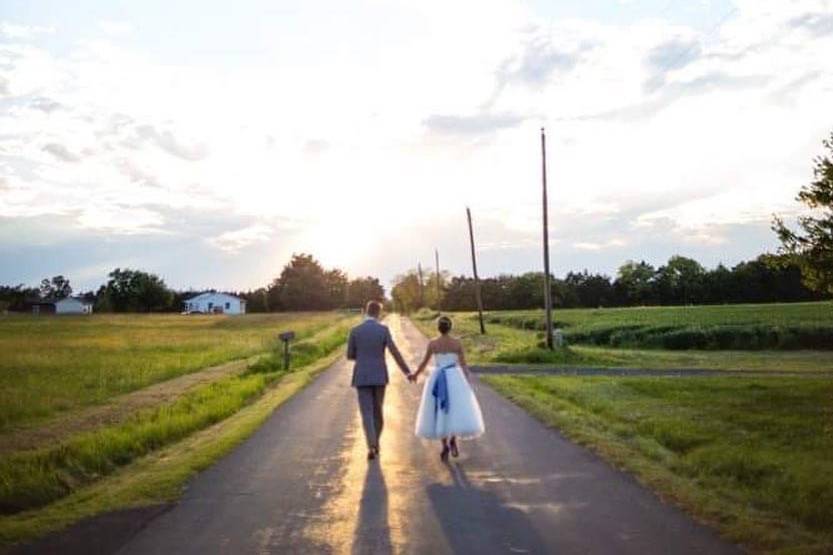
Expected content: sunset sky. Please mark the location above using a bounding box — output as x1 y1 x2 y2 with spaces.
1 0 832 292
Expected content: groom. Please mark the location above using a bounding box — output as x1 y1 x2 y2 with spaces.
347 300 414 460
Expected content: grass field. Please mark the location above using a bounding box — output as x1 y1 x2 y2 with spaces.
0 312 347 430
483 374 833 554
0 344 344 546
0 311 357 539
413 304 833 372
482 302 833 350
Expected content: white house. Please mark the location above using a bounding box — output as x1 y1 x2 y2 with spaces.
183 292 246 315
56 297 94 314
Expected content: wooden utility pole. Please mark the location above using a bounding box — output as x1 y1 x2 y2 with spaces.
434 248 441 311
466 207 486 334
417 262 425 309
541 127 554 350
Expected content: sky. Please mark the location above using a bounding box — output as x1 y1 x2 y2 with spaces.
1 0 832 293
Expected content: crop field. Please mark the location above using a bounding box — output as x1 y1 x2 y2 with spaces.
483 374 833 553
0 312 348 430
0 311 357 542
483 302 833 350
413 302 833 372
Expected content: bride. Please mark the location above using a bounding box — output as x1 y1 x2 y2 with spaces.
413 316 485 461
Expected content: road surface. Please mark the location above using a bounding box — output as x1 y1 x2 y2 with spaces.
54 315 743 554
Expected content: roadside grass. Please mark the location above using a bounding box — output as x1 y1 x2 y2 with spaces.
482 374 833 554
0 312 346 430
478 302 833 351
412 311 833 372
0 318 356 516
0 349 343 548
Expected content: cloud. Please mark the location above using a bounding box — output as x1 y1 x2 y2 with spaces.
0 75 8 96
29 96 63 113
207 224 273 253
133 125 208 161
497 35 587 88
644 37 702 91
42 143 82 162
114 158 161 188
98 21 133 36
574 238 627 251
76 205 166 234
789 12 833 36
422 112 526 136
0 22 55 40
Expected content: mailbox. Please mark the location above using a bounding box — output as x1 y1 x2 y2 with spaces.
279 331 295 370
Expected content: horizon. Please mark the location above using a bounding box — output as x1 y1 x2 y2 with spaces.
2 0 832 292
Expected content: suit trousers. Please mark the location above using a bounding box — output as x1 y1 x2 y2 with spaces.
356 385 386 449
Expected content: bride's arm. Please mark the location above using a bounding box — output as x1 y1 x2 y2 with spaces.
414 342 433 379
458 342 472 383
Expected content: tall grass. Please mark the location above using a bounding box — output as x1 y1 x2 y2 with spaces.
0 319 355 514
0 312 348 429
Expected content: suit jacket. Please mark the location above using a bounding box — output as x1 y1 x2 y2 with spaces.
347 318 409 387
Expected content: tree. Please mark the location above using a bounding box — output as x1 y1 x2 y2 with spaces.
0 284 40 311
346 277 385 309
773 132 833 295
614 261 656 305
654 256 705 305
273 254 331 311
565 271 615 308
240 288 270 312
325 269 348 308
391 270 424 313
39 275 72 299
99 268 173 312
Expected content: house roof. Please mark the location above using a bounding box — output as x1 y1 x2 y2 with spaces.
184 292 243 302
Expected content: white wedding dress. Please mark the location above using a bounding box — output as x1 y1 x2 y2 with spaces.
415 352 485 439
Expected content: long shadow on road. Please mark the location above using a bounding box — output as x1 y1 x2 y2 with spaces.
426 462 547 554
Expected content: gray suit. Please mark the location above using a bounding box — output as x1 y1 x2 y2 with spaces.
347 318 410 449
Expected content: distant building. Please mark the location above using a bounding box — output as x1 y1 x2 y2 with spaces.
183 292 246 315
29 297 94 315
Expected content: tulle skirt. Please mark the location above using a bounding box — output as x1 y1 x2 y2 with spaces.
415 365 485 440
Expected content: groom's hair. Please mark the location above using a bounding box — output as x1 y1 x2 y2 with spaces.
365 301 382 318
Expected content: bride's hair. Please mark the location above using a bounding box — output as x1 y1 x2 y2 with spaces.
437 316 452 335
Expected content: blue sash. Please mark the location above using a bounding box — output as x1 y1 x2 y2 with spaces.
432 364 456 417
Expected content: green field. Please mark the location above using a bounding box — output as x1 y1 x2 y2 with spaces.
0 312 346 430
413 303 833 372
483 375 833 554
483 302 833 350
0 311 356 541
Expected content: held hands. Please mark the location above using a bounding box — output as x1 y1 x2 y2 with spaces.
407 370 418 383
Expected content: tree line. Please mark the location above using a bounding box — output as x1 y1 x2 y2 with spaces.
391 254 828 313
0 253 384 313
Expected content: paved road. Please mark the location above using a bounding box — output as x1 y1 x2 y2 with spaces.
103 316 740 554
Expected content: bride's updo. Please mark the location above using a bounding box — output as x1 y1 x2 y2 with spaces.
437 316 452 335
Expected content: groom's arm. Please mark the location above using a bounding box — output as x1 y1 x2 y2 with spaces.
347 329 357 361
384 328 411 377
